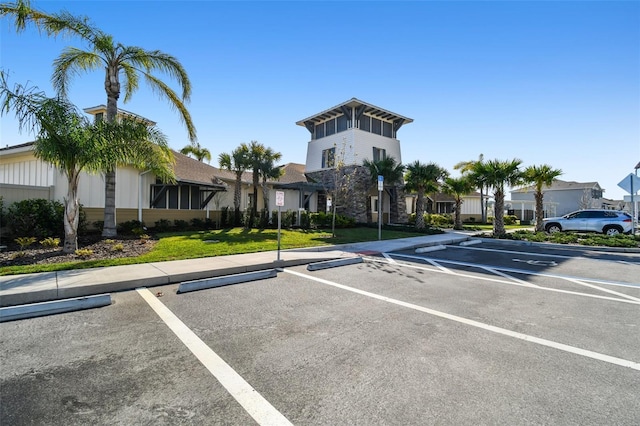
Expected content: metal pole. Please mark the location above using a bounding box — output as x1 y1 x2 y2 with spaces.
277 206 281 261
631 175 636 234
378 189 382 240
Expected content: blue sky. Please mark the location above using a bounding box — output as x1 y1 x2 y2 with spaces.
1 0 639 200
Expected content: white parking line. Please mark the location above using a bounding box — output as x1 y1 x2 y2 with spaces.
564 278 640 303
368 255 640 305
389 253 640 290
136 288 292 426
451 244 640 265
283 269 640 371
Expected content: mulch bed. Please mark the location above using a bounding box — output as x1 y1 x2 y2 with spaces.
0 234 157 267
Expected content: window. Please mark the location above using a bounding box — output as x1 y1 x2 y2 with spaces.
383 121 392 137
371 118 382 135
321 148 335 168
315 123 325 139
94 112 104 122
373 147 386 162
180 186 190 209
191 187 201 209
359 115 370 132
168 187 178 209
326 118 336 136
337 115 348 132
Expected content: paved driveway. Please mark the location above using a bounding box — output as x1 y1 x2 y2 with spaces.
2 243 639 425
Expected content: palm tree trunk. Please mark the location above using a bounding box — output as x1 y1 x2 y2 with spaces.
63 171 81 253
493 189 506 237
415 191 425 230
535 191 544 232
102 169 117 237
103 80 120 237
480 186 486 223
454 199 463 230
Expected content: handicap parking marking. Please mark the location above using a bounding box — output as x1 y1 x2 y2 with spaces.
512 258 558 267
283 269 640 371
375 254 640 305
136 288 293 426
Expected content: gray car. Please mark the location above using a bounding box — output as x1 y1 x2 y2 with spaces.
543 209 633 235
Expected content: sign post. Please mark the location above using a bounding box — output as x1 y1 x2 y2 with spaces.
377 175 384 240
275 191 285 261
618 173 640 234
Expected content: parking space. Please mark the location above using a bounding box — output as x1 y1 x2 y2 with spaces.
2 249 639 425
390 241 640 300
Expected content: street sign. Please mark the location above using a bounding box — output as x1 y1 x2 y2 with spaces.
617 173 640 194
275 191 285 207
378 175 384 191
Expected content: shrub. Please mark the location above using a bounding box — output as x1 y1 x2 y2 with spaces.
15 236 37 250
549 232 579 244
300 211 311 230
174 219 189 231
75 248 93 258
154 219 172 232
191 217 215 230
6 199 64 238
220 207 230 228
428 214 453 227
504 215 519 225
309 212 355 228
119 220 145 235
40 237 61 248
110 243 124 252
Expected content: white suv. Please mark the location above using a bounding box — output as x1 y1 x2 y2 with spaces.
543 209 633 235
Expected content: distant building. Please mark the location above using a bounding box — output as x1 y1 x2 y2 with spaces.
510 179 608 219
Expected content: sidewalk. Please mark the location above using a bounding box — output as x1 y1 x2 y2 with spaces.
0 233 470 308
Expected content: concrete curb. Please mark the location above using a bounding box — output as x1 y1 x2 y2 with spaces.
306 257 364 271
178 269 278 294
478 237 640 253
0 294 112 322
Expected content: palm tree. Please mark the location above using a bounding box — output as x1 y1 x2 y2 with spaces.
1 1 197 237
476 159 524 237
523 164 563 232
219 144 250 226
455 154 487 223
0 74 174 252
180 143 211 163
362 157 404 224
245 141 272 228
404 161 447 230
442 176 474 230
259 147 283 221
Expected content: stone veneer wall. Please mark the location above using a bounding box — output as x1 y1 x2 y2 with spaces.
307 166 409 224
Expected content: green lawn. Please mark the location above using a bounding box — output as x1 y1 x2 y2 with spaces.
0 227 431 276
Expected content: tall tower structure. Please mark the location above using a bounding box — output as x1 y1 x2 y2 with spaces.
296 98 413 223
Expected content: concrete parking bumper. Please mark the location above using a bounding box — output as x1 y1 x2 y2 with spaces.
0 233 470 309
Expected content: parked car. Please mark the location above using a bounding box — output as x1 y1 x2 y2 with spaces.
543 209 633 235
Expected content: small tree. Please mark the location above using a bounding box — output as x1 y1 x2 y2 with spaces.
219 144 250 226
404 161 448 230
442 176 474 230
0 74 174 252
180 143 211 163
522 164 563 231
476 159 524 237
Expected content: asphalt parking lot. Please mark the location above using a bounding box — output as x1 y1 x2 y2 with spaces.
1 241 639 425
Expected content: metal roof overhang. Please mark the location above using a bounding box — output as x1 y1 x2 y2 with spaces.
295 98 413 127
177 178 227 191
273 182 325 191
